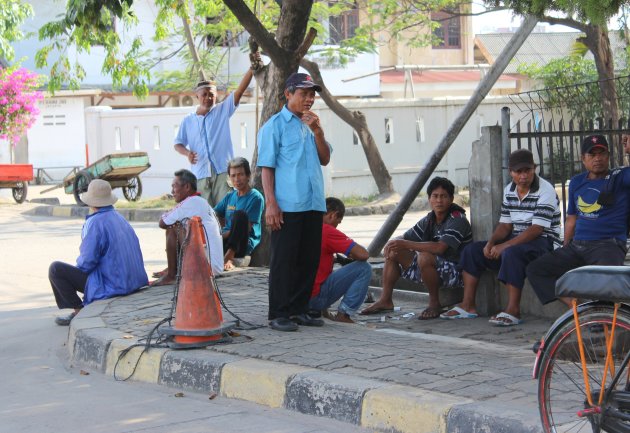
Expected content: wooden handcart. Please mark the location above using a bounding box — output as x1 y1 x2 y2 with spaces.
63 152 151 206
0 164 33 204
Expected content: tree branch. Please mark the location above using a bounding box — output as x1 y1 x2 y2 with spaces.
222 0 285 62
294 28 317 64
300 58 356 126
540 15 588 32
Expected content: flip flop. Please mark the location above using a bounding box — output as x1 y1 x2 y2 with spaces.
488 312 522 326
440 306 478 320
418 307 445 320
359 306 394 315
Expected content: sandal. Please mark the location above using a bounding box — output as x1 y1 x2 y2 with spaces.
488 312 522 326
440 306 478 320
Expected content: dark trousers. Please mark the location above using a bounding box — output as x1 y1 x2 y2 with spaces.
49 261 88 309
268 211 323 320
223 210 249 258
527 238 628 305
460 237 553 290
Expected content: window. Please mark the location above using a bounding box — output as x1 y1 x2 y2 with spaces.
134 127 140 150
153 126 160 150
240 122 248 149
115 127 122 151
385 118 394 144
329 3 359 44
431 11 461 49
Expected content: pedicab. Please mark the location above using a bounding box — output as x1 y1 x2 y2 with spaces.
0 164 33 204
63 152 151 206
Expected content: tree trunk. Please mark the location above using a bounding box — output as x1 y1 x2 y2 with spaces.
545 17 621 160
300 58 395 196
181 16 206 82
579 24 621 161
579 25 618 121
223 0 316 266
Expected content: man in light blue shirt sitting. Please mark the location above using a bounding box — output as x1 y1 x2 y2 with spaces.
257 72 331 332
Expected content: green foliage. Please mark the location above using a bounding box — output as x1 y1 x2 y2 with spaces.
517 55 601 118
36 0 150 97
0 0 33 62
487 0 624 24
33 0 469 96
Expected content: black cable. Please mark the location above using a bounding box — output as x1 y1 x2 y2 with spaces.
113 216 262 382
201 222 264 330
113 317 171 382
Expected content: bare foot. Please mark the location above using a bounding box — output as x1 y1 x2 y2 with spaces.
150 274 176 286
152 268 168 278
331 312 354 323
360 301 394 315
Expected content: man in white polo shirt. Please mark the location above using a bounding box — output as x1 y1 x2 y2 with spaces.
441 149 561 326
151 169 223 285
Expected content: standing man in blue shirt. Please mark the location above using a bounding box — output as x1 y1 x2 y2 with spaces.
48 180 148 326
174 55 260 207
528 135 630 306
257 73 331 332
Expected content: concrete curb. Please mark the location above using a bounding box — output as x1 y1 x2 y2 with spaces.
68 304 542 433
23 197 433 221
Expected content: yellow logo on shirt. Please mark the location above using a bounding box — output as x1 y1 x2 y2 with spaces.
577 196 601 214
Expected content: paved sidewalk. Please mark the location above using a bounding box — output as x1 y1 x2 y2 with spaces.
69 267 549 433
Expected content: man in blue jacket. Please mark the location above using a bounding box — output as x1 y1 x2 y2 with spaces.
49 179 148 326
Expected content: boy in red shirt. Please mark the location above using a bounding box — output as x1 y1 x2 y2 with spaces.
309 197 372 323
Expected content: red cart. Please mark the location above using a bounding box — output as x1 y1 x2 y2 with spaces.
0 164 33 203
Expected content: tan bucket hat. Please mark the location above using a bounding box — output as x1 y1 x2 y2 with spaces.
80 179 118 207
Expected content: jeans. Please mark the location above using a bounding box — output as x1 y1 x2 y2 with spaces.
309 261 372 315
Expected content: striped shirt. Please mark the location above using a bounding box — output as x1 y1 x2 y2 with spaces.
403 207 473 263
499 175 561 247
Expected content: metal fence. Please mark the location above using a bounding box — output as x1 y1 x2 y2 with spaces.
502 109 630 218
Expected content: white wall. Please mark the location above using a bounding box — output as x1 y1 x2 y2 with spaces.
84 96 518 200
27 97 87 169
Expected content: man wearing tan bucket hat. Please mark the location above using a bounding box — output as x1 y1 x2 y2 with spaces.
48 179 148 326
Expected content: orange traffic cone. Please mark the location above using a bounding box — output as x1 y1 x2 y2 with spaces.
159 216 235 349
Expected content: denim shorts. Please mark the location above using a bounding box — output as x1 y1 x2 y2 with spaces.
400 251 462 288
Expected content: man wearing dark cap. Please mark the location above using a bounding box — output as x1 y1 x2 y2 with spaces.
257 72 331 332
441 149 561 325
528 134 630 306
174 54 260 207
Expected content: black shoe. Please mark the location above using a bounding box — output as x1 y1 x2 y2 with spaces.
269 317 298 332
290 313 324 327
55 311 77 326
307 309 322 318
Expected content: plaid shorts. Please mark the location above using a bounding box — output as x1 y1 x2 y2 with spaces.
400 251 463 288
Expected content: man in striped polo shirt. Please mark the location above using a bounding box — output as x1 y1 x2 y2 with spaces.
441 149 561 326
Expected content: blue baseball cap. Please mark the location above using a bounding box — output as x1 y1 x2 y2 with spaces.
285 73 322 92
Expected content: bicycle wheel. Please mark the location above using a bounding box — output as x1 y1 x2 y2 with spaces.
539 307 630 433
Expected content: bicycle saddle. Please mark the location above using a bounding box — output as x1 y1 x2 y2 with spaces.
556 265 630 302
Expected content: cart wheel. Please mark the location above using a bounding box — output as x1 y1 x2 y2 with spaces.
123 176 142 202
12 182 28 204
73 170 93 206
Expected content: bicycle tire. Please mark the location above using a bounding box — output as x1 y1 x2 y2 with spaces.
539 306 630 433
